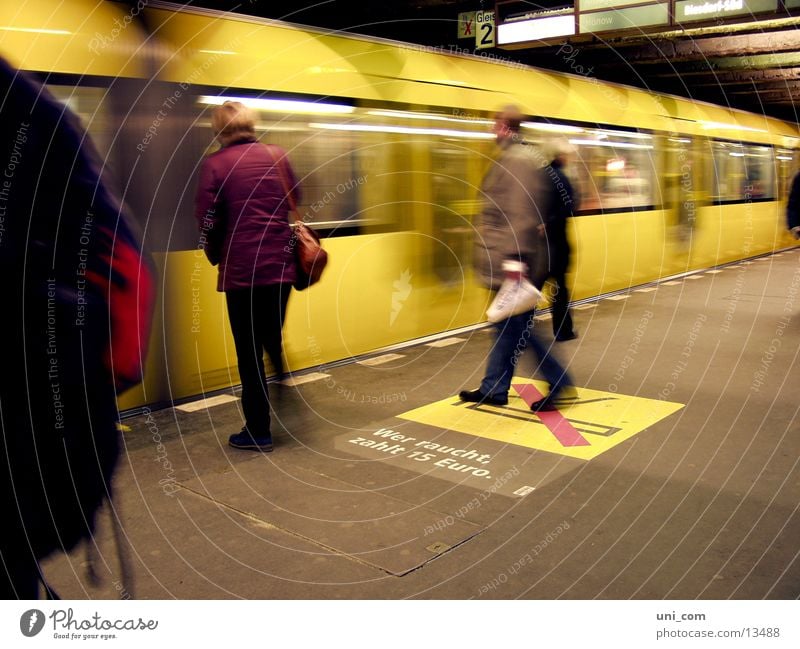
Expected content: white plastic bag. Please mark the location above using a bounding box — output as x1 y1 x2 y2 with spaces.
486 261 542 323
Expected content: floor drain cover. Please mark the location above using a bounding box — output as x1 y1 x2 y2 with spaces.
426 542 451 554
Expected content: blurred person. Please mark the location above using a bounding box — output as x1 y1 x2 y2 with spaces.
539 139 577 341
459 106 574 412
787 170 800 239
195 101 298 452
0 57 155 598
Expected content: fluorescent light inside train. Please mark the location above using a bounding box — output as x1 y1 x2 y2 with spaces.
595 129 652 140
729 152 745 157
569 139 654 150
198 49 236 55
367 109 494 126
776 155 793 160
0 26 71 35
198 96 355 115
309 122 495 139
606 159 626 172
522 122 584 134
497 16 575 44
700 121 767 133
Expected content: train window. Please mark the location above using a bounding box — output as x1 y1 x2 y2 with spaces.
307 106 494 233
523 123 657 213
46 85 112 155
195 98 496 235
709 141 775 202
775 148 796 199
196 96 364 233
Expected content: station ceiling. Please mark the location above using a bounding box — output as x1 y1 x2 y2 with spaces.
188 0 800 124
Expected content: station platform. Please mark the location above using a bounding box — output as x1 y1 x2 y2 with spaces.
43 249 800 599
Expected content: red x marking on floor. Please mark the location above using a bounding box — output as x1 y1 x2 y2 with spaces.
512 383 590 447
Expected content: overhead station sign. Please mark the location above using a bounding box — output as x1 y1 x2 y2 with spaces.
496 7 575 45
579 4 669 34
457 11 476 39
675 0 778 22
492 0 786 46
475 10 496 49
458 9 498 48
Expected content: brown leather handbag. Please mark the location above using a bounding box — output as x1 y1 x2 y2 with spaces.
274 148 328 290
291 220 328 290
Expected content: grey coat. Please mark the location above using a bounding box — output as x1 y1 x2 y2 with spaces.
475 141 548 289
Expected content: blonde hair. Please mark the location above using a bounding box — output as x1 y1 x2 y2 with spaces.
212 101 256 146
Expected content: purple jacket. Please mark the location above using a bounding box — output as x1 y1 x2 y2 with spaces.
195 139 299 291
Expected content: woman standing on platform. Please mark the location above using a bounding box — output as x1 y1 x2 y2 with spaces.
195 101 299 452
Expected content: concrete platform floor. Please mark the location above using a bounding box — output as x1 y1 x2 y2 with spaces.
43 249 800 599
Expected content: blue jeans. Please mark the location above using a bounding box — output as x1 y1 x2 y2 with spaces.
479 309 572 399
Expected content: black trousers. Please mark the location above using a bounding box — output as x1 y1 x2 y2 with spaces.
549 269 574 339
226 284 291 436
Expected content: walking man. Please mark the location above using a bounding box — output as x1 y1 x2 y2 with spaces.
459 106 574 412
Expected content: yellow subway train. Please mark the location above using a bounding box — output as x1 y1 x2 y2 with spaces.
2 0 798 410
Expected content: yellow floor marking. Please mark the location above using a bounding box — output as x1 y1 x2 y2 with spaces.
425 337 466 348
175 393 239 412
280 372 330 386
397 378 684 460
358 353 406 366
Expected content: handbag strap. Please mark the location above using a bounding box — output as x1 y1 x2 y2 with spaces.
267 144 299 221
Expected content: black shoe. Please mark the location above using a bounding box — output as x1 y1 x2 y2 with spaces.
530 387 575 412
530 395 559 412
458 389 508 406
228 429 274 452
555 331 577 342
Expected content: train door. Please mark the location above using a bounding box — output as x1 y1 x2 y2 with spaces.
663 134 697 242
429 141 483 285
775 147 798 201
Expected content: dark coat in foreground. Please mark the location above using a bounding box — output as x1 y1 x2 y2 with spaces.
0 56 154 595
